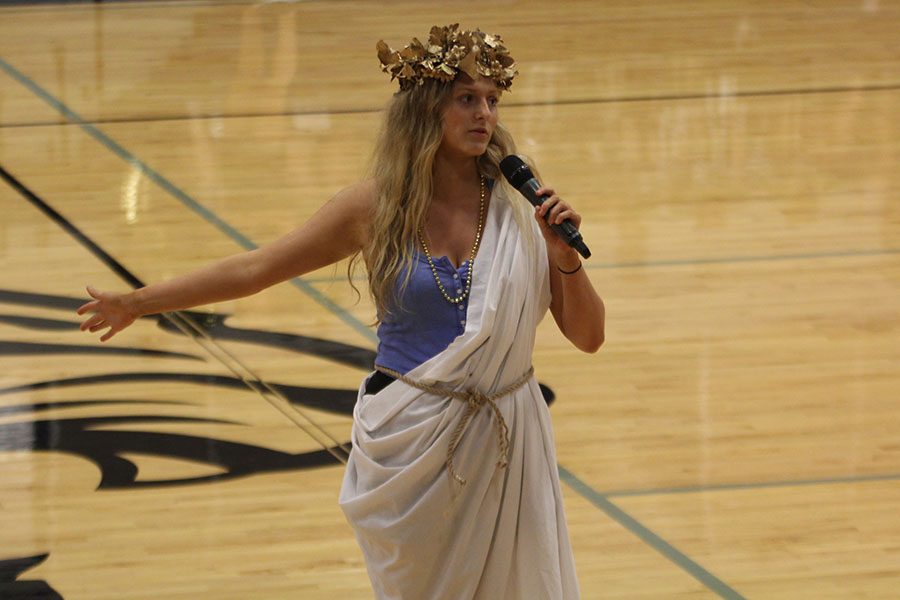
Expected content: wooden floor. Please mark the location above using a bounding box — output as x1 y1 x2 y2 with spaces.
1 1 899 598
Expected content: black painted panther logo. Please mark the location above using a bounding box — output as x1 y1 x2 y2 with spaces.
0 554 62 600
0 288 369 488
0 287 554 489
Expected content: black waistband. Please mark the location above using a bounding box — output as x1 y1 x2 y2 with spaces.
364 369 395 395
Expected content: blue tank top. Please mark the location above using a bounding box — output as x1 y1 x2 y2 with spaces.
375 251 471 374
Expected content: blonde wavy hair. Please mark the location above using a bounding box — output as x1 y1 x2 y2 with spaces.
350 77 518 321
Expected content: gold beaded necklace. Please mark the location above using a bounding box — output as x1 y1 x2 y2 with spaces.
417 175 486 305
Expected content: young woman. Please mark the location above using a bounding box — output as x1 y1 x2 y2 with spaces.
78 24 604 599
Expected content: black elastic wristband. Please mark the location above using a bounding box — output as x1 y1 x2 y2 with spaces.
557 261 582 275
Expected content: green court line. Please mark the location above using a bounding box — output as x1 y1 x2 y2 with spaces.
605 471 900 498
559 465 747 599
0 55 377 344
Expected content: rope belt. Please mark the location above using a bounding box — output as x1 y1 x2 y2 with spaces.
374 366 535 486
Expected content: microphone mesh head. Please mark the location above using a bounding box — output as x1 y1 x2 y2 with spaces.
500 155 533 189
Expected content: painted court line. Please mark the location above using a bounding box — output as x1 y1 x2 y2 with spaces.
559 465 747 599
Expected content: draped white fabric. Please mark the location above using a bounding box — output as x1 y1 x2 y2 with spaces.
339 184 580 599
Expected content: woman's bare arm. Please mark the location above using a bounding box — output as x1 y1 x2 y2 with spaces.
535 187 605 353
78 180 374 341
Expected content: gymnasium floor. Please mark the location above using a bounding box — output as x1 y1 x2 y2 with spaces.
1 1 899 598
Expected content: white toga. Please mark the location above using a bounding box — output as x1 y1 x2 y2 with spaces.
339 182 580 599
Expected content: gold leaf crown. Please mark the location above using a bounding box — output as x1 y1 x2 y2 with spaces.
376 24 518 91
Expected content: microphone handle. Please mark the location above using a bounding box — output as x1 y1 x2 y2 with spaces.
519 180 592 259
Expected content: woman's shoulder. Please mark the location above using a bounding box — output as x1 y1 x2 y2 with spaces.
308 179 377 250
332 178 377 210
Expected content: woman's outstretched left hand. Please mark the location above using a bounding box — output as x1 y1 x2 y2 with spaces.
76 285 138 342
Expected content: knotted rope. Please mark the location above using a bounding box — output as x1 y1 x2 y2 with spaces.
374 366 534 485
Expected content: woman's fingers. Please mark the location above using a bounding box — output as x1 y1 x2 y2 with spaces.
77 287 105 316
557 206 581 227
76 299 98 316
534 208 551 232
87 316 107 328
536 196 558 220
535 188 556 219
536 194 581 227
80 313 104 331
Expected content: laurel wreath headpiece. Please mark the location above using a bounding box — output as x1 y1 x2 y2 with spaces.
376 24 517 91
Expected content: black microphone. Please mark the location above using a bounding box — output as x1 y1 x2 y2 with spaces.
499 155 591 259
